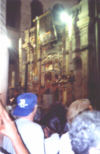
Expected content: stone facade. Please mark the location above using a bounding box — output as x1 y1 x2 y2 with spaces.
19 0 78 38
7 0 78 90
40 0 78 11
20 0 100 109
67 0 100 108
20 0 32 38
5 0 100 108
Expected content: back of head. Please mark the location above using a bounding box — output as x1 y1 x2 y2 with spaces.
67 99 92 124
40 112 61 134
69 111 100 154
49 103 68 134
15 89 19 95
13 92 37 117
49 103 67 125
47 113 61 134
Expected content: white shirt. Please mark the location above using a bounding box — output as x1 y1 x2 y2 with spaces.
45 133 60 154
0 134 3 147
59 132 74 154
3 118 45 154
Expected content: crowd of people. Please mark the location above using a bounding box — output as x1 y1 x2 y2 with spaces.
0 92 100 154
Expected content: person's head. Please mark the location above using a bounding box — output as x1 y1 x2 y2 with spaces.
52 83 58 87
13 93 38 120
49 103 67 132
69 111 100 154
67 99 93 125
40 103 68 136
41 112 61 138
34 107 42 123
46 113 61 134
14 89 19 96
45 81 51 88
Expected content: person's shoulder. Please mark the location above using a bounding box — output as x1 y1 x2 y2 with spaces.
45 133 60 143
16 119 44 140
59 132 74 154
16 118 33 129
16 118 39 126
32 121 42 128
16 118 43 131
60 132 69 141
45 133 60 154
50 133 59 139
0 152 4 154
32 122 43 132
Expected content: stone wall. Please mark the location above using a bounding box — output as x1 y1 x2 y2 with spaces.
40 0 78 11
20 0 78 39
64 0 98 106
20 0 32 38
62 0 91 104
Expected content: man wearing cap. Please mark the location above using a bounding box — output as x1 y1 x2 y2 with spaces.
3 93 45 154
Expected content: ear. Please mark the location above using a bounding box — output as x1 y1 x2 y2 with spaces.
33 104 38 113
89 147 100 154
89 105 93 111
34 104 38 109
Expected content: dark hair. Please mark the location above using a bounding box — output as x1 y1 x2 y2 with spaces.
40 112 61 134
40 103 68 135
69 111 100 154
49 103 67 132
46 113 61 133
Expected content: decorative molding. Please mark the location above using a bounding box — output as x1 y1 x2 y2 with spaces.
72 45 92 53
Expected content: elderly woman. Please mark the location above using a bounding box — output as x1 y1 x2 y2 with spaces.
59 98 93 154
69 111 100 154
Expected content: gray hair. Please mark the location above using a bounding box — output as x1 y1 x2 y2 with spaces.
69 111 100 154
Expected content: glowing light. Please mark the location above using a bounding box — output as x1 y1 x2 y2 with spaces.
0 35 11 50
7 38 11 48
60 12 69 23
60 12 72 38
33 44 36 48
